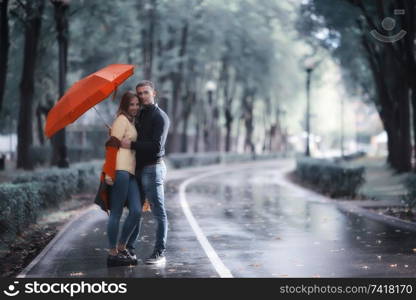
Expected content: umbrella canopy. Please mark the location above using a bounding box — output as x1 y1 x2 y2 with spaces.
44 64 135 138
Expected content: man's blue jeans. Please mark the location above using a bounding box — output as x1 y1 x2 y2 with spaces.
127 161 168 252
107 170 141 249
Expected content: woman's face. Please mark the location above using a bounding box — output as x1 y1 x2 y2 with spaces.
128 97 140 117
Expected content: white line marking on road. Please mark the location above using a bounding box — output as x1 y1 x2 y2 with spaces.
179 170 234 278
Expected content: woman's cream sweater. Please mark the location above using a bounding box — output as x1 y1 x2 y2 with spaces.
110 114 137 175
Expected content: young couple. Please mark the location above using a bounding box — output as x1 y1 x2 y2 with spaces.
103 80 170 267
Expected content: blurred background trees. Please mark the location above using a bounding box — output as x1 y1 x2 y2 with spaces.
298 0 416 172
1 0 414 173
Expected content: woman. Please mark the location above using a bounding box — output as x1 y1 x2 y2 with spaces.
105 91 141 267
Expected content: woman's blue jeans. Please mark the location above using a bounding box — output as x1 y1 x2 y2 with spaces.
107 170 141 249
126 162 167 252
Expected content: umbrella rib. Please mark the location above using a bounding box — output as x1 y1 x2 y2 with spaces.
92 107 111 129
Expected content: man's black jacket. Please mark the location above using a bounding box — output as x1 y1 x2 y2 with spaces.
131 104 170 170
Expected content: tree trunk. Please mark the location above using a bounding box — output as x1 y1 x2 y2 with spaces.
180 112 189 153
194 120 200 153
242 89 255 154
51 0 69 168
220 56 236 153
0 0 9 114
17 1 45 169
412 88 416 169
141 0 156 80
180 89 195 153
36 105 44 146
269 124 277 152
225 108 233 152
167 22 188 154
397 87 411 172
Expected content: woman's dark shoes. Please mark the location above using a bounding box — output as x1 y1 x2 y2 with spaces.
119 249 138 265
107 251 137 267
126 248 137 260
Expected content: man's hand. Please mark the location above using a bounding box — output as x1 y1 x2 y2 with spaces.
121 138 131 149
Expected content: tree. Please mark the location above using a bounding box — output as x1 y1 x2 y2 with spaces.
348 0 415 172
16 0 46 169
137 0 157 80
0 0 9 114
50 0 70 168
298 0 414 172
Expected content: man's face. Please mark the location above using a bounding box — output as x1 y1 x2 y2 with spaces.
136 85 156 106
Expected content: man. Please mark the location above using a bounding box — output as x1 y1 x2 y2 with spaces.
121 80 170 264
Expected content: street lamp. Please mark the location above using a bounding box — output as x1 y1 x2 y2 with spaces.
301 57 321 157
205 80 216 105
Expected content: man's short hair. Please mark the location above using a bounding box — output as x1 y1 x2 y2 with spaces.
136 80 155 90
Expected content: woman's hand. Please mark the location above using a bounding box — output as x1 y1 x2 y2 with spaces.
105 175 114 186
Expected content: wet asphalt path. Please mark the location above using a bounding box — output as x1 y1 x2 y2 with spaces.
20 160 416 278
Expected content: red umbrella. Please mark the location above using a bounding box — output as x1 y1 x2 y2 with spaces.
44 64 135 138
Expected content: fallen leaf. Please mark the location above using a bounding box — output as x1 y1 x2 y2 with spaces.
249 264 262 268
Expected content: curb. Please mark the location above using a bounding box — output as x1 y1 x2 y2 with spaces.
337 202 416 233
17 205 97 278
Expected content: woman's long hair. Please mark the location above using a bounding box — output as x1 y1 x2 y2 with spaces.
117 91 138 122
